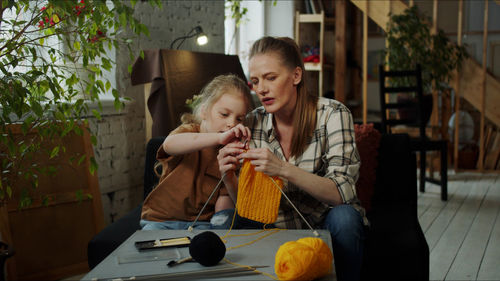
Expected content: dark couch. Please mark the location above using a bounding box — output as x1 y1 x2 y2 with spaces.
87 131 429 280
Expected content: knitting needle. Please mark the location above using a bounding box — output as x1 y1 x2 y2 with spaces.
187 139 247 232
187 173 226 232
110 265 269 280
269 177 319 237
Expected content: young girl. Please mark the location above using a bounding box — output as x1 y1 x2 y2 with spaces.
140 74 252 230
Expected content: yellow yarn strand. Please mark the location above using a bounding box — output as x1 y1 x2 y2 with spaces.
236 159 283 224
226 229 282 251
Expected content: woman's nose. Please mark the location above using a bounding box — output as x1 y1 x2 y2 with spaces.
256 83 267 95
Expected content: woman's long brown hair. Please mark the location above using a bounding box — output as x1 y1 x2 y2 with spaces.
249 36 318 158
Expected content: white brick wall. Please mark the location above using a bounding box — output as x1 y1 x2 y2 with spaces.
93 1 225 226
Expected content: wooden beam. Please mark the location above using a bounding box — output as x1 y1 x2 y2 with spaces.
351 6 362 119
319 10 325 97
479 0 489 171
362 1 368 124
431 0 439 134
335 0 347 103
454 58 500 127
454 0 464 171
350 0 407 32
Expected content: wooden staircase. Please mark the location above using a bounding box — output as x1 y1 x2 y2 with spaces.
351 0 500 128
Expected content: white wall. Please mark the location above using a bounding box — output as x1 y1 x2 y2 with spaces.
225 0 295 77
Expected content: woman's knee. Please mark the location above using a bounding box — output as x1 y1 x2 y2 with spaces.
323 205 363 235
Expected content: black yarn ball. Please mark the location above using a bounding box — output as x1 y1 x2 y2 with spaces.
189 231 226 266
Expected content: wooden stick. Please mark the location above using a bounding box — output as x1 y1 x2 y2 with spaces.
479 0 489 171
362 0 368 125
454 0 463 171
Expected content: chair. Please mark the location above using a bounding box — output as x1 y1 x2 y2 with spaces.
378 64 448 201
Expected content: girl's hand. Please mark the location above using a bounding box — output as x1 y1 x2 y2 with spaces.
217 141 247 175
219 124 251 147
238 148 285 177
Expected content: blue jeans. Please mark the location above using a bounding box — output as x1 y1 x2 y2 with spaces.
140 209 235 230
323 204 366 281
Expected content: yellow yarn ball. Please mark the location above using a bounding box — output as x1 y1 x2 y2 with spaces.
275 237 333 281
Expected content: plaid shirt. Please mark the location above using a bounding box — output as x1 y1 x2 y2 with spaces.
246 97 367 229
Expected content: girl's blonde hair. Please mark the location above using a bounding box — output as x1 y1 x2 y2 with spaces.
181 74 253 124
154 75 252 178
249 36 318 158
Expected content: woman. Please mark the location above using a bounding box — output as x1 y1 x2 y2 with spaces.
217 37 367 281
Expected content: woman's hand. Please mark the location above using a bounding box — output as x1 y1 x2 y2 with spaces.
238 148 286 177
217 141 247 175
219 124 251 146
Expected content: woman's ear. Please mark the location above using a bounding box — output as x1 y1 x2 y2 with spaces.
292 66 302 86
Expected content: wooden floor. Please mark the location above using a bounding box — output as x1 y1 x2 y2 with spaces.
418 171 500 281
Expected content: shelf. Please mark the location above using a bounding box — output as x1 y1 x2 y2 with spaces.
295 10 334 97
304 62 334 71
297 13 335 25
304 62 321 71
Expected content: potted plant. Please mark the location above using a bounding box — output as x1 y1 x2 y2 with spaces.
0 0 161 279
383 5 469 125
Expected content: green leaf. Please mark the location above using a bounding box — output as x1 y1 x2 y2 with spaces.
73 41 81 51
92 109 101 120
31 101 44 117
89 157 98 175
119 12 127 27
6 185 12 199
77 155 86 165
42 196 50 207
44 28 54 36
49 146 60 159
76 189 84 203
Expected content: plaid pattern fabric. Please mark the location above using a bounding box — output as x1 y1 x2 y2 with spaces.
245 97 367 228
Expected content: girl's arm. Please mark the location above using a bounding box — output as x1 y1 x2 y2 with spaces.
163 132 220 155
217 141 247 202
164 124 250 155
214 195 234 212
239 148 343 206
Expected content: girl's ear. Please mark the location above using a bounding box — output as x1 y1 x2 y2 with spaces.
292 66 302 86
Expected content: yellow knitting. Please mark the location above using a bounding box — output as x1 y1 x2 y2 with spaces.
236 159 284 224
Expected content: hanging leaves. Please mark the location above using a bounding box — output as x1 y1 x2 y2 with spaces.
0 0 162 208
